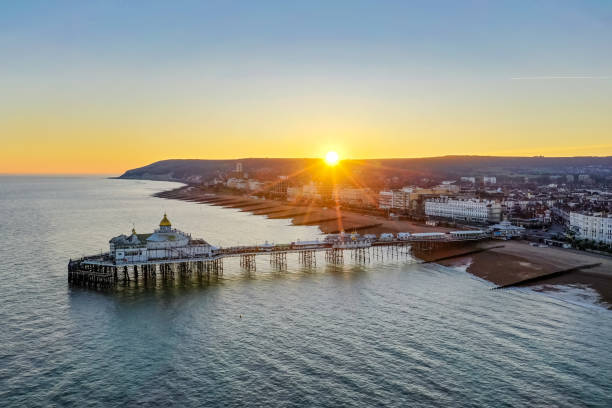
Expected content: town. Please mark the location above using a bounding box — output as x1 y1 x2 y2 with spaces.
173 160 612 255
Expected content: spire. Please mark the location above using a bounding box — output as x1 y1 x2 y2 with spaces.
159 212 172 227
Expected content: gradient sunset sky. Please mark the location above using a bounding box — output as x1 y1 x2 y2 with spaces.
1 1 611 174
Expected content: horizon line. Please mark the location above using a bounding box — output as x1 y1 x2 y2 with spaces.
144 154 612 162
2 154 611 176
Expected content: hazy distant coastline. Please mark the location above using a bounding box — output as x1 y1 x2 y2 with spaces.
118 156 612 184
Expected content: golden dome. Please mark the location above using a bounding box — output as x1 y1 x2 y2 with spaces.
159 213 172 227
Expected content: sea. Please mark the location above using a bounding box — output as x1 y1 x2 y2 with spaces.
1 176 611 407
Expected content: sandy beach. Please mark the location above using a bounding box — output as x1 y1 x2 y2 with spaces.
437 241 612 308
156 185 612 309
155 186 456 235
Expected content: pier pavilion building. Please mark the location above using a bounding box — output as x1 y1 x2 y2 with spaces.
109 214 214 263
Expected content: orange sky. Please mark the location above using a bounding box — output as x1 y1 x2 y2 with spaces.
3 97 611 175
2 2 611 174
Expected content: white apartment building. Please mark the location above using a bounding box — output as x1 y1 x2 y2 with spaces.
247 180 263 191
425 198 502 224
337 188 376 207
378 190 410 210
436 183 460 193
483 176 497 185
288 182 343 202
302 182 322 201
378 191 394 209
226 178 248 190
226 178 263 191
378 185 461 211
287 186 302 201
569 212 612 244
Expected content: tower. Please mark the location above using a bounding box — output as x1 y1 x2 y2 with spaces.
159 213 172 232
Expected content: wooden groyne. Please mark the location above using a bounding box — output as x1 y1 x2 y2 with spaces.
493 263 602 289
422 245 505 264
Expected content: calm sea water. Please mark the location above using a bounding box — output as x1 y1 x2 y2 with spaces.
1 176 611 407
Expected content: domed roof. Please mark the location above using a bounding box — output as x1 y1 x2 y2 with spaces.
159 213 172 227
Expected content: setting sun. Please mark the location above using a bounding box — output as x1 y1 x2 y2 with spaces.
325 151 340 166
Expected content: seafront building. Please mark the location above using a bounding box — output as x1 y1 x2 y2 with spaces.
337 187 377 207
378 185 460 212
569 212 612 244
425 198 502 224
460 177 476 184
226 178 248 190
109 214 214 263
483 176 497 185
226 178 263 192
287 182 326 201
378 190 406 210
489 220 525 239
287 183 375 206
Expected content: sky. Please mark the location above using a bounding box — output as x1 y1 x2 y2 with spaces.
1 0 611 174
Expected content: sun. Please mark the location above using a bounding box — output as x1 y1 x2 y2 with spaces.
325 151 340 166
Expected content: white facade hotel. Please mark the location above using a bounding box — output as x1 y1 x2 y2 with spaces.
425 198 502 224
569 212 612 244
109 214 214 263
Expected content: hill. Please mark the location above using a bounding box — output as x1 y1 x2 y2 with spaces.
118 156 612 186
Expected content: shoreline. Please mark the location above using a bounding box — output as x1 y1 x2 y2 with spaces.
155 185 612 309
436 241 612 309
155 185 459 235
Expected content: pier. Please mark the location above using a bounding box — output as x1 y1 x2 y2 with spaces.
68 235 488 288
67 213 490 288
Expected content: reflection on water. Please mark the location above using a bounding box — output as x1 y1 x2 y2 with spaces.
1 176 612 407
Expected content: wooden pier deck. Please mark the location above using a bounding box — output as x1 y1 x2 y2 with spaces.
68 235 488 288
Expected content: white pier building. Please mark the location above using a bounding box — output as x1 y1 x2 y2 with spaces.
109 214 214 263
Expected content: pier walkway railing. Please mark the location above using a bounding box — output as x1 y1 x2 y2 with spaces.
68 233 489 288
77 234 487 266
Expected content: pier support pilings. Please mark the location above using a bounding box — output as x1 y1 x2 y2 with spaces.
298 250 316 267
240 254 256 272
351 247 370 263
270 252 287 270
325 249 344 265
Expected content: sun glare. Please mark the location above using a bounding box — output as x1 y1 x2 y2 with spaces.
325 151 340 166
